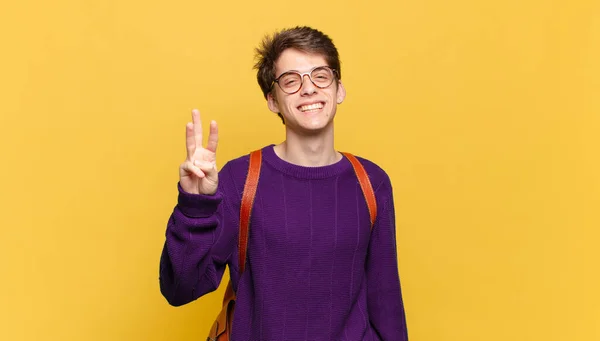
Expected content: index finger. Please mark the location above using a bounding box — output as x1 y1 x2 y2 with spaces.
191 109 203 149
206 120 218 153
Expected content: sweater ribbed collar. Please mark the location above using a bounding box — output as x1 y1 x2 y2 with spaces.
261 144 352 180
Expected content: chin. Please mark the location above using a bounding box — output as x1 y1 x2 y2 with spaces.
296 117 335 134
283 107 337 133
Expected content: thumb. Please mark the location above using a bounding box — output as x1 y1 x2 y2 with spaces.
194 160 218 178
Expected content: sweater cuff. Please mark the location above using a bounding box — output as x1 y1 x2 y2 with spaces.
177 182 223 218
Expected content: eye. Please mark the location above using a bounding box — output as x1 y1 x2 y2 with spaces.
312 68 332 81
284 78 299 86
279 74 300 87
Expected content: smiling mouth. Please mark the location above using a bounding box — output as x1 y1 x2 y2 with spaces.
298 102 324 113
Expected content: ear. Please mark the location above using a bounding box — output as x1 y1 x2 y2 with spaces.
267 92 280 113
336 81 346 104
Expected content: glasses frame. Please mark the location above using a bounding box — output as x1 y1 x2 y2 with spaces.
270 66 339 95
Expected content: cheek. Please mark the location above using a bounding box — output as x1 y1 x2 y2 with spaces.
285 99 299 113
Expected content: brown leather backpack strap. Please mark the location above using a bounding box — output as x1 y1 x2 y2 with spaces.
341 152 378 229
238 149 262 274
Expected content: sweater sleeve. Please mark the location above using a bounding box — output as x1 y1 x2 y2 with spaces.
367 181 409 340
159 163 240 307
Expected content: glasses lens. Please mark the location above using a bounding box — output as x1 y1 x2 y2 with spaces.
278 73 302 93
310 67 334 88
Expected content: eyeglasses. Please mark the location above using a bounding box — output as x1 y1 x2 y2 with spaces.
271 66 338 95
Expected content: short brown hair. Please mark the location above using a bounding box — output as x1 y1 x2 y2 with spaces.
254 26 342 121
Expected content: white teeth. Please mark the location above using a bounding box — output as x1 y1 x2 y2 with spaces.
299 102 324 112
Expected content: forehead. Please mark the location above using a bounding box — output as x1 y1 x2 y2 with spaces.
275 48 328 76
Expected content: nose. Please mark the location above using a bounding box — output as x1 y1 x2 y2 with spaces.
300 74 317 95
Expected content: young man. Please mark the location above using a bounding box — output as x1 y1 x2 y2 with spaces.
159 26 409 340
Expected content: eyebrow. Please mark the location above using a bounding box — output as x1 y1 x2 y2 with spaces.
277 65 329 77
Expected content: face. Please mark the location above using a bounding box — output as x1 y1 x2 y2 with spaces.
267 49 346 135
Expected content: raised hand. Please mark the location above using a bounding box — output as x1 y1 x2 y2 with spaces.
179 109 219 195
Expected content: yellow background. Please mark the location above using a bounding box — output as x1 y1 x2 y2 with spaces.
1 0 599 340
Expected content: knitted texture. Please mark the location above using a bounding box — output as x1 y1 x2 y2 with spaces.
160 145 408 341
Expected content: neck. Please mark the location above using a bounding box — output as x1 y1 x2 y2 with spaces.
274 124 340 167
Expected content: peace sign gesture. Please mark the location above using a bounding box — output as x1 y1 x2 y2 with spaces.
179 109 219 195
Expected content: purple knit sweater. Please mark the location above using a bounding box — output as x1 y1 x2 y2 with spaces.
159 145 408 340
